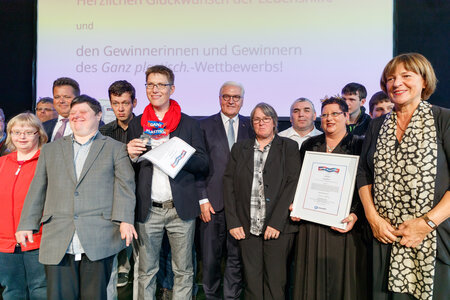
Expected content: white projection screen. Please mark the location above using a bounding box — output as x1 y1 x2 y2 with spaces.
36 0 393 122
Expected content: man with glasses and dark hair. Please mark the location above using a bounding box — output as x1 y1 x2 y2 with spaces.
43 77 81 141
127 65 208 299
197 81 254 300
36 97 58 123
341 82 371 136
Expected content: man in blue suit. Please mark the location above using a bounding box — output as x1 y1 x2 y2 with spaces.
198 81 254 300
43 77 80 142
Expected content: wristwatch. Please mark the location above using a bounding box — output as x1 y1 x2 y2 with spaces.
423 214 437 230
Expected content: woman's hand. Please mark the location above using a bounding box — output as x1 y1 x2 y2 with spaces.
393 217 433 248
229 227 245 240
289 203 301 222
264 226 280 240
368 214 397 244
331 213 358 233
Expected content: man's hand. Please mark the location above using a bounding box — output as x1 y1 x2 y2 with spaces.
200 202 215 223
229 227 245 240
15 231 34 247
120 222 138 246
264 226 280 240
127 139 147 159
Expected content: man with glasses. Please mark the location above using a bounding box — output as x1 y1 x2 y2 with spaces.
198 81 254 300
279 98 322 149
127 65 208 299
35 97 58 123
43 77 80 142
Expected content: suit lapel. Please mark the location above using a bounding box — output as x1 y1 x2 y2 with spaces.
77 134 106 186
213 113 230 152
61 136 77 185
242 140 255 174
264 135 282 173
237 115 250 141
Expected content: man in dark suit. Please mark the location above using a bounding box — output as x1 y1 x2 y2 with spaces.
43 77 80 141
16 95 137 300
127 65 208 299
198 81 253 300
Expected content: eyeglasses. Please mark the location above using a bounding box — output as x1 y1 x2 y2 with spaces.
36 108 55 112
145 83 172 90
252 117 272 124
11 130 38 137
320 112 344 119
221 94 242 102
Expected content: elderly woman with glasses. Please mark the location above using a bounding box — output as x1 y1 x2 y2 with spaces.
223 102 300 299
0 113 48 300
291 97 368 300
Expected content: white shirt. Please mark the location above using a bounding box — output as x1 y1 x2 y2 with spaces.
220 112 239 143
151 135 173 203
278 126 323 149
51 115 73 141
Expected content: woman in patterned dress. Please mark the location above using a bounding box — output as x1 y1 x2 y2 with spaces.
357 53 450 300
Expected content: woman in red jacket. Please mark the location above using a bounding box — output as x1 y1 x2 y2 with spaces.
0 113 48 300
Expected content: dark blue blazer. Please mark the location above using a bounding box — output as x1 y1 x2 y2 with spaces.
128 113 209 222
199 113 254 211
43 118 58 142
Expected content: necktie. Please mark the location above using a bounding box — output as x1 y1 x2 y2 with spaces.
54 118 69 140
227 119 235 150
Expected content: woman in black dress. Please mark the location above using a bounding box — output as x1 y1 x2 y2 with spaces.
292 97 368 300
357 53 449 300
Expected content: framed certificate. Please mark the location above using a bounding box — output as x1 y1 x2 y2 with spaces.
290 151 359 229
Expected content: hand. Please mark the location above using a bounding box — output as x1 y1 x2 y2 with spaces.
229 227 245 240
15 231 34 247
264 226 280 240
127 139 147 159
331 213 358 233
120 222 138 247
200 202 215 223
289 203 301 222
368 214 397 244
393 217 433 248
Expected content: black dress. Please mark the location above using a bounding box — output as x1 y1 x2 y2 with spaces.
293 133 370 300
357 105 450 300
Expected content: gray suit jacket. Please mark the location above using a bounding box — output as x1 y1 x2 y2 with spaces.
18 133 136 265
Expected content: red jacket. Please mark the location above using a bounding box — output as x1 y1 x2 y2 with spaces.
0 150 42 252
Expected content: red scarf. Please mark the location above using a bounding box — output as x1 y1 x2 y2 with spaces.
141 99 181 139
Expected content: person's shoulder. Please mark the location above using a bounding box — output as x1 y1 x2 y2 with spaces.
199 113 220 127
43 118 57 128
301 133 323 150
278 126 292 137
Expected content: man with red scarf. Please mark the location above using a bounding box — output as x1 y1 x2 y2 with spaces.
127 65 208 300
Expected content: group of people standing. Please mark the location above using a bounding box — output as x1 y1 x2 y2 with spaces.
0 52 448 300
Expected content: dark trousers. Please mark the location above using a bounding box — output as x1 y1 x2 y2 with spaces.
239 232 294 300
45 253 114 300
199 210 242 300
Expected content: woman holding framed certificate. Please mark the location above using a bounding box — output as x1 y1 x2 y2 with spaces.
292 97 368 300
358 53 450 300
223 102 301 300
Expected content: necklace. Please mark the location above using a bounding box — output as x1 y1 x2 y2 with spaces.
326 144 334 153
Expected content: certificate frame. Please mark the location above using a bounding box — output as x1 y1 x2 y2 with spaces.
290 151 359 229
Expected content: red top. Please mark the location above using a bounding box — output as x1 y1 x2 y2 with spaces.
0 150 42 252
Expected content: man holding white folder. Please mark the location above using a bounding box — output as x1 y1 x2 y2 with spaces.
127 65 208 300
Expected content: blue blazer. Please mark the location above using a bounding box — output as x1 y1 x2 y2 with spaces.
128 113 209 222
199 113 254 211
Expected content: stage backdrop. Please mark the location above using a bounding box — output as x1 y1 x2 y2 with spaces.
35 0 393 122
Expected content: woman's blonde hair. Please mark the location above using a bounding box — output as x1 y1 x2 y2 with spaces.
380 53 437 100
6 112 48 151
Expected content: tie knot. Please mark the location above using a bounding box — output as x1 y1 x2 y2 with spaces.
61 118 69 124
229 119 234 125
